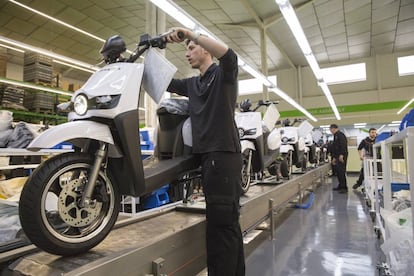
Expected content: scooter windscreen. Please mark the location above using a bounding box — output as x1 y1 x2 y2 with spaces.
142 48 177 104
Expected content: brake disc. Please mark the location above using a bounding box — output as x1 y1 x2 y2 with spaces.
58 179 102 227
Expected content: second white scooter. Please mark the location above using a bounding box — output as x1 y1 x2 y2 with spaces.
235 99 282 194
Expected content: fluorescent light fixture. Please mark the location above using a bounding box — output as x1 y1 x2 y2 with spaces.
9 0 105 43
239 76 277 95
0 77 72 96
387 123 400 127
318 82 341 120
322 63 366 85
0 36 100 72
354 123 367 126
52 59 95 74
320 125 330 128
240 64 274 87
397 98 414 115
149 0 196 29
377 124 386 132
149 0 316 122
305 54 323 81
237 57 246 67
275 0 340 120
8 0 133 55
275 0 312 55
270 86 317 122
391 121 401 124
0 43 25 53
398 55 414 76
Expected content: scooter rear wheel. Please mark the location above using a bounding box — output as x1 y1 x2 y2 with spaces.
19 152 120 256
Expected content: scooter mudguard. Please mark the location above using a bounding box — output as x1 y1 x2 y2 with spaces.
280 144 294 154
240 140 255 153
27 121 114 150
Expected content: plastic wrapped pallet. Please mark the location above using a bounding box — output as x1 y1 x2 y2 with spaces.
23 91 56 113
23 52 53 84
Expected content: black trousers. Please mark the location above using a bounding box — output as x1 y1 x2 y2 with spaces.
335 154 348 189
357 167 364 185
200 151 245 276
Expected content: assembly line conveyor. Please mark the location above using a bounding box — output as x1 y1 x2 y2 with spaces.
1 164 330 276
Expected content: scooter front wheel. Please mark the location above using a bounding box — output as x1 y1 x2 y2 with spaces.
281 151 292 178
241 150 253 194
19 152 120 256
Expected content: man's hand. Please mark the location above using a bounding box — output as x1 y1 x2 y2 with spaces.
165 27 228 59
338 154 344 163
166 27 191 43
331 158 337 165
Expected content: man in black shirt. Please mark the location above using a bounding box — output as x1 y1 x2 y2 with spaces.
329 124 348 193
353 128 377 189
167 28 244 275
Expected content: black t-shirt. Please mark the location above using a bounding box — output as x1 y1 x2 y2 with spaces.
167 49 241 154
332 130 348 158
358 136 376 157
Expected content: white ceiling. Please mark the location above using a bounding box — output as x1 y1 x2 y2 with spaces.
1 0 414 123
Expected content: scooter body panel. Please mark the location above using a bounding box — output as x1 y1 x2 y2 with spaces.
27 120 115 150
69 63 144 121
267 128 281 150
235 112 263 139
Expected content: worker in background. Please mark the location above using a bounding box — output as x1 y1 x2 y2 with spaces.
326 140 336 177
166 28 245 275
329 124 348 193
353 128 377 189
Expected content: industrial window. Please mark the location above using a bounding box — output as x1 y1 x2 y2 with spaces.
321 63 366 85
398 55 414 76
239 75 277 95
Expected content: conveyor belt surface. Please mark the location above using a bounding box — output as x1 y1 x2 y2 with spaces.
4 164 330 276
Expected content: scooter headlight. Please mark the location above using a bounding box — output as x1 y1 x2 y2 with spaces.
74 94 88 115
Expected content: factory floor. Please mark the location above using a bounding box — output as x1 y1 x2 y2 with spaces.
245 173 385 276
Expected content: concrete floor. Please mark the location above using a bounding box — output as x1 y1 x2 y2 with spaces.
245 173 384 276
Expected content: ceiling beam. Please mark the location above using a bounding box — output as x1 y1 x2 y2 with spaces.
238 0 296 70
239 0 264 29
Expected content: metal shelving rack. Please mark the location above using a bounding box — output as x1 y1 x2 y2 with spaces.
373 126 414 274
363 157 382 215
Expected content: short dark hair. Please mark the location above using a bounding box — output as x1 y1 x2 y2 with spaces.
329 124 338 129
369 128 377 132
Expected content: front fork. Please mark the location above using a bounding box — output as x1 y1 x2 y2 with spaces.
246 149 253 178
79 142 108 207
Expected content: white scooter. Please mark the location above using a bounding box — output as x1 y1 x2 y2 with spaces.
309 128 327 166
235 99 282 194
18 31 201 256
279 118 310 178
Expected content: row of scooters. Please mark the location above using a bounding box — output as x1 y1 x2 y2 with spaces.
235 99 330 194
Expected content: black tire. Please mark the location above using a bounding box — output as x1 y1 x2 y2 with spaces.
301 157 307 171
280 152 292 178
19 152 120 256
241 150 253 194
